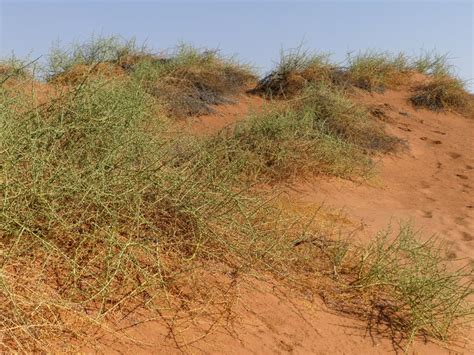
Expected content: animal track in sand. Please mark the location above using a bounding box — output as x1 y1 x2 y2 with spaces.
398 126 412 132
456 174 469 180
446 250 457 260
455 217 468 226
420 180 431 188
422 211 433 218
462 232 473 241
278 340 294 352
448 152 462 159
419 136 442 145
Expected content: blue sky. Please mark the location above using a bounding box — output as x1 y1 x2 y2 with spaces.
1 1 473 89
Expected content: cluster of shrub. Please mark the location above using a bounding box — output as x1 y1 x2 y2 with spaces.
0 36 472 352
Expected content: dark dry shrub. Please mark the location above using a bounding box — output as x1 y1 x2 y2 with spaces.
410 75 471 113
252 47 335 98
151 65 239 116
346 51 411 92
133 44 256 117
205 82 398 182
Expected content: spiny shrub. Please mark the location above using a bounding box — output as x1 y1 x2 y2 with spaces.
412 51 453 77
346 50 411 92
410 75 471 113
252 46 335 97
206 83 397 182
0 56 33 84
46 35 147 80
0 79 265 350
353 225 473 344
296 84 399 152
132 44 256 116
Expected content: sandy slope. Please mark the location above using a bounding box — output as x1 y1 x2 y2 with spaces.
290 89 473 261
78 87 474 355
87 277 468 354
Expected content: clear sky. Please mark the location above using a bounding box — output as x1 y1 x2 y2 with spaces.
1 0 473 89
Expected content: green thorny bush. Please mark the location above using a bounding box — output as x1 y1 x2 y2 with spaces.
206 83 399 183
354 226 473 346
0 79 288 350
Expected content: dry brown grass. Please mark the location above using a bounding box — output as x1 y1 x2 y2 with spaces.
133 45 256 117
345 51 413 92
151 63 254 116
410 75 472 114
251 48 337 98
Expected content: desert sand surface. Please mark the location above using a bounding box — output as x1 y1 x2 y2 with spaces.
78 86 473 355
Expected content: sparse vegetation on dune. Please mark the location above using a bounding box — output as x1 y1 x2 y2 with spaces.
345 50 412 92
0 56 36 85
410 75 472 113
254 47 472 117
47 36 256 116
132 44 256 117
1 37 473 351
320 225 473 348
45 37 473 116
46 35 147 80
207 82 398 182
252 47 335 97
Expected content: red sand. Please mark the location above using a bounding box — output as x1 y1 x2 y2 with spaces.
79 88 473 354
